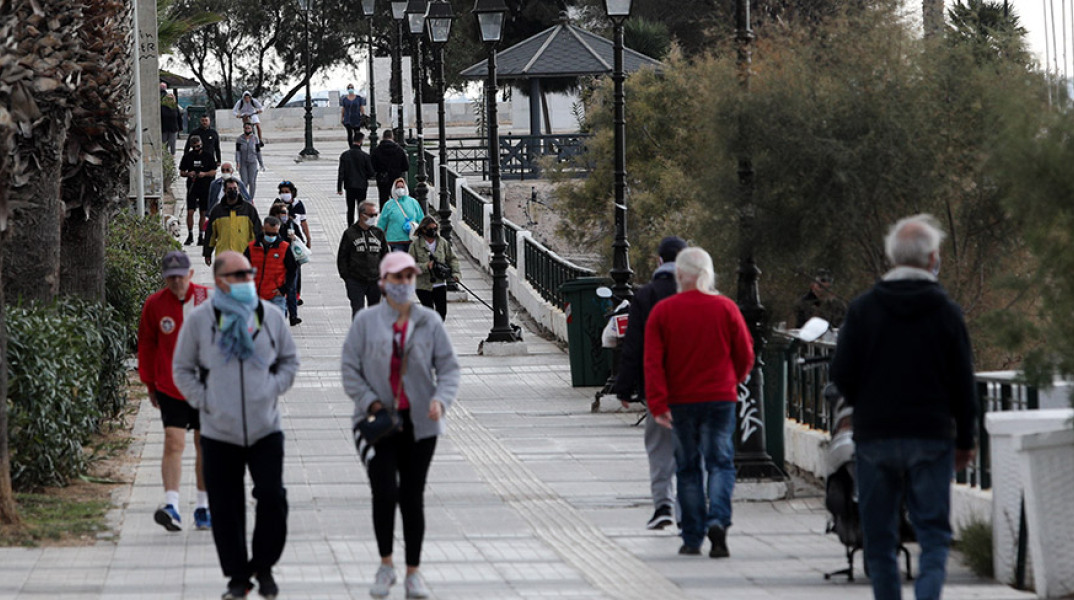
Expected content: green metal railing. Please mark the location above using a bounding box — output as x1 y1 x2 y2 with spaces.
445 167 459 208
523 236 595 310
460 186 484 236
503 219 520 266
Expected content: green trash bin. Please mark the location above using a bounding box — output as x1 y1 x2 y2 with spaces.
186 105 210 134
404 142 419 191
560 277 615 387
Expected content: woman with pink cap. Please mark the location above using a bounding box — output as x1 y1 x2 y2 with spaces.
341 251 460 599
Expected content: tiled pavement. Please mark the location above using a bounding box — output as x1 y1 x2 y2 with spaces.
0 139 1036 599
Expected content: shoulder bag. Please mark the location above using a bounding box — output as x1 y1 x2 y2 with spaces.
352 341 408 468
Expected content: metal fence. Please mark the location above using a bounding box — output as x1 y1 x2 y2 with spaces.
436 134 591 179
503 219 519 266
460 185 485 236
778 333 1042 491
423 149 436 185
445 167 459 209
523 236 595 310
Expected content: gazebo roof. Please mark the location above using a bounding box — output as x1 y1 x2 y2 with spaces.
459 20 664 80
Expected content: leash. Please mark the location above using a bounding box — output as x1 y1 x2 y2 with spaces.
453 279 495 312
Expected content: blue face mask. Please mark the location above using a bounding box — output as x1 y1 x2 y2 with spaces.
228 281 258 304
263 235 278 243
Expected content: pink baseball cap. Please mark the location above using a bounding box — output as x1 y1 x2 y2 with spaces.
379 251 421 279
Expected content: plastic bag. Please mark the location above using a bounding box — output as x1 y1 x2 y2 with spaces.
291 237 312 265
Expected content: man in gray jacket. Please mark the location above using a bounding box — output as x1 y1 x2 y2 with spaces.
173 250 300 600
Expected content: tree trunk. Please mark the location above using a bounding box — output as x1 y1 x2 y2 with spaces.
923 0 944 38
2 174 63 304
59 205 108 302
0 236 19 525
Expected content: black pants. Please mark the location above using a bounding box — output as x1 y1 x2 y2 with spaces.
201 432 288 583
375 178 397 207
345 124 361 147
367 410 437 567
416 287 447 320
344 187 368 226
344 277 381 316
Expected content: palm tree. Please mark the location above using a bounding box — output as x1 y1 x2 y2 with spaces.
158 0 221 55
947 0 1029 63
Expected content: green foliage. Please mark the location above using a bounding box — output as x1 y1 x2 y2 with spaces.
624 16 671 61
162 150 177 195
956 517 994 578
5 297 126 490
554 2 1044 367
0 493 111 546
105 212 181 352
947 0 1030 66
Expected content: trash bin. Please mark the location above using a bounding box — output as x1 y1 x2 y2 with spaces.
405 142 420 191
560 277 615 387
186 106 210 134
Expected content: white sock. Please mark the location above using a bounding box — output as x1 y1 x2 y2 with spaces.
164 490 180 508
196 491 209 509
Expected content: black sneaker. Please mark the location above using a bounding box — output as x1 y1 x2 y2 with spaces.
184 233 194 246
297 298 304 306
222 579 252 599
255 571 278 599
708 524 729 558
289 317 302 326
197 234 205 246
647 505 675 530
678 544 701 556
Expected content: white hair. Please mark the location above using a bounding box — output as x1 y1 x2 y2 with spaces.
675 247 718 294
884 214 945 268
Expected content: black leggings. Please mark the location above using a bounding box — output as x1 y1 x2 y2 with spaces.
367 410 437 567
416 287 447 320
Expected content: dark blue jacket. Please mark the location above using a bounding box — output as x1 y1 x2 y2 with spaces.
612 263 677 400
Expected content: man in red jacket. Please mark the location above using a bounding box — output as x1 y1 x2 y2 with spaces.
138 251 212 532
244 215 296 316
644 247 754 559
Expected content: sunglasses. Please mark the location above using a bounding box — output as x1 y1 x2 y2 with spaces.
279 181 293 187
365 211 379 217
220 268 257 280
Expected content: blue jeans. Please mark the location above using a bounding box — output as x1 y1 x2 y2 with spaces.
268 295 286 314
856 438 954 600
669 401 736 548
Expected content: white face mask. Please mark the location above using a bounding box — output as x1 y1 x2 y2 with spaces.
363 215 378 227
279 192 293 202
393 187 407 198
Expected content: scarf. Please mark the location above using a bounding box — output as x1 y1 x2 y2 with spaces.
211 289 259 362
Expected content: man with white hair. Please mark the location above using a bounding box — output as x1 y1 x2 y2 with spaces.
643 247 754 559
831 214 977 600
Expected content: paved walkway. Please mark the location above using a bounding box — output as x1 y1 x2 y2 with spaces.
0 138 1035 599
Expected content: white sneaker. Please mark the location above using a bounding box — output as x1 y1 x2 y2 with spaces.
405 572 430 599
369 565 396 598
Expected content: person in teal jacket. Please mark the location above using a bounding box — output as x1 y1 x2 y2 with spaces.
378 177 424 252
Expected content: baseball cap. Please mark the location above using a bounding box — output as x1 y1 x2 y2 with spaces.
379 251 421 279
657 236 687 263
162 251 191 278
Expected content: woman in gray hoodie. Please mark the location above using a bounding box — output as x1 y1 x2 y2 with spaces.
341 251 460 600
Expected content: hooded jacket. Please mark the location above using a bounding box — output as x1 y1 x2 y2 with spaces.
341 300 460 442
205 197 262 258
172 300 300 446
830 267 977 449
378 193 424 243
612 262 677 399
371 139 409 182
337 223 387 283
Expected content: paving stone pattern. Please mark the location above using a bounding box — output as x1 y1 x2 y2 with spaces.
0 139 1034 600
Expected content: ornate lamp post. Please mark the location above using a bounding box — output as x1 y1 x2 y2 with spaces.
297 0 319 159
474 0 520 344
427 0 454 242
604 0 632 303
390 0 408 142
733 0 782 480
360 0 379 148
406 0 430 214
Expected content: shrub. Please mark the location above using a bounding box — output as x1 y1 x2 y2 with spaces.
956 516 994 579
5 297 125 490
105 211 181 351
162 150 177 194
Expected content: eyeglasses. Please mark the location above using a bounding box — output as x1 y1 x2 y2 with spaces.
365 212 379 217
220 268 257 281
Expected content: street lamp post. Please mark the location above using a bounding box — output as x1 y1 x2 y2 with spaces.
298 0 319 158
733 0 782 480
407 0 430 214
604 0 633 304
474 0 520 344
427 0 454 242
391 0 408 142
361 0 379 148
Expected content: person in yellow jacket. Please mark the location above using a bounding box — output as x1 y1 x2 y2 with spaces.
204 177 262 266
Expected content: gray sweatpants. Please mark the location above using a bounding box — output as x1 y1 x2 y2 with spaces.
239 162 258 200
645 406 677 514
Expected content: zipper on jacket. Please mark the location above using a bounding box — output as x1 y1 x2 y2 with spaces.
240 359 248 446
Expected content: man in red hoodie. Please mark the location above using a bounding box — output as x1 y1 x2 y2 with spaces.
644 247 754 559
138 251 212 532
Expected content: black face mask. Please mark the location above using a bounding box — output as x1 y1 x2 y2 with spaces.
425 229 438 238
225 189 239 201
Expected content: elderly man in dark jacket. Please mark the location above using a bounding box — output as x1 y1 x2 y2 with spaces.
337 132 376 226
337 200 388 315
612 236 686 531
830 214 977 600
370 129 409 206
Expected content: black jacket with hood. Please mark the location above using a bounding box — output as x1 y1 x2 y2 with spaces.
611 262 678 400
830 267 977 449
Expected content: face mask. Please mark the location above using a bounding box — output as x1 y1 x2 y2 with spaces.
363 216 378 227
279 192 293 202
383 281 415 304
228 280 258 305
225 189 238 201
425 228 438 238
393 187 407 198
280 215 289 223
347 88 354 93
263 234 278 243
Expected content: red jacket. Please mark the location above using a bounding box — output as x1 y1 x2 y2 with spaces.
643 290 755 417
138 284 210 399
246 237 295 301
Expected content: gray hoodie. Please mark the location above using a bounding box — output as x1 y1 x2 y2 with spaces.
172 301 300 446
341 300 460 441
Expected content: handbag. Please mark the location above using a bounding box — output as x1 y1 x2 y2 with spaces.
393 197 415 236
353 341 409 468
